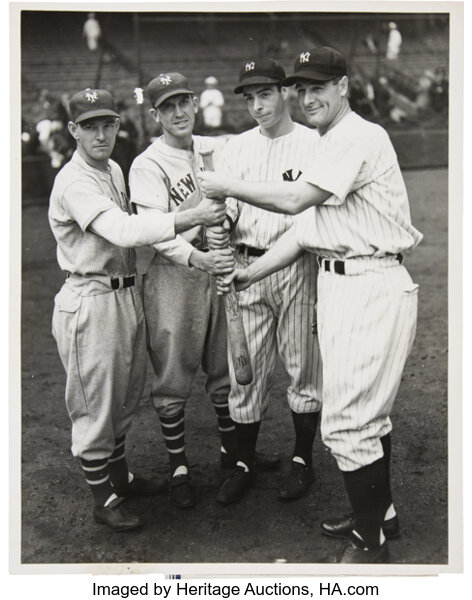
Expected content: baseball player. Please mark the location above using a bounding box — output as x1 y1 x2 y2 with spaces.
206 58 322 505
129 72 280 510
49 88 226 532
198 47 423 563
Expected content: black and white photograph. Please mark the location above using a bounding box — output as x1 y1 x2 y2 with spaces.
10 0 463 582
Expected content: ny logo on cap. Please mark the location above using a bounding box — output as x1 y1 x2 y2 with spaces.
85 90 99 103
160 75 172 86
300 52 311 63
245 62 255 72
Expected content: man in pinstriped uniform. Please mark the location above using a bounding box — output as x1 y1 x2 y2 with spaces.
206 58 323 505
198 47 423 563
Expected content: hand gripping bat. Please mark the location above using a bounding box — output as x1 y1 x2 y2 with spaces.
200 149 253 385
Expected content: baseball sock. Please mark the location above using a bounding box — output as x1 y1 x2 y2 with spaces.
81 457 115 507
235 422 260 471
380 433 395 518
108 435 130 488
159 410 188 477
211 395 237 457
291 410 320 467
342 457 386 548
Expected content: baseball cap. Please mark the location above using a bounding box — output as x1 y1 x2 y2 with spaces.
233 58 286 94
283 47 347 86
146 73 194 108
69 88 120 124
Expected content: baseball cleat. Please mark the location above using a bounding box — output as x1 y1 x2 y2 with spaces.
337 534 390 564
168 474 196 508
278 461 315 500
216 466 254 505
93 497 142 532
321 513 400 540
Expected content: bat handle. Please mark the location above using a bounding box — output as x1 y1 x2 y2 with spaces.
200 149 215 172
199 149 253 385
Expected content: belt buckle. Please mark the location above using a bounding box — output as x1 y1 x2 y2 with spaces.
318 257 331 272
238 245 249 259
111 276 123 290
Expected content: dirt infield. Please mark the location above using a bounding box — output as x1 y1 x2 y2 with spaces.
19 168 448 567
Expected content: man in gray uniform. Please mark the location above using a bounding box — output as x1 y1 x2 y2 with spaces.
49 88 226 531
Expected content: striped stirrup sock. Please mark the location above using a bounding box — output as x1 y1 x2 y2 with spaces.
159 410 187 475
108 435 130 489
80 457 113 507
212 396 237 456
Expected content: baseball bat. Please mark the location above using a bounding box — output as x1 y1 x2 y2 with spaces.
200 149 253 385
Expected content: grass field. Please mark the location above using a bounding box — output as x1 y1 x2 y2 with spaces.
18 167 449 570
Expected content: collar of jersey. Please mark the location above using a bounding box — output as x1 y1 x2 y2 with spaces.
72 150 112 178
257 122 298 142
156 136 196 159
321 109 356 138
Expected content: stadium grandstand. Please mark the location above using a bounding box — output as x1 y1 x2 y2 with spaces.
20 10 449 202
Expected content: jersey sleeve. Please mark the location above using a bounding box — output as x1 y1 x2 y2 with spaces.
129 165 170 211
134 203 194 266
61 177 116 232
302 137 366 205
89 205 176 248
294 207 318 251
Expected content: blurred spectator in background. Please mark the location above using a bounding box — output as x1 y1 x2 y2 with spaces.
48 93 74 169
111 100 139 182
374 77 394 120
83 12 101 52
376 76 408 123
374 68 442 125
386 22 402 60
364 33 378 54
349 74 379 120
430 67 448 112
21 118 39 156
200 76 225 133
415 70 434 112
32 89 54 150
29 89 74 168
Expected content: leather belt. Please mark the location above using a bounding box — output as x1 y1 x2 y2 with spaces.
111 275 135 290
318 254 403 275
236 244 266 258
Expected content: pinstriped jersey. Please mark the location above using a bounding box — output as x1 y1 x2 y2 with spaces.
295 111 423 259
222 123 319 249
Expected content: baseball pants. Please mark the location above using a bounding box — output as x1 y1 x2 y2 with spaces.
143 254 230 418
316 257 418 471
52 276 147 461
229 251 322 423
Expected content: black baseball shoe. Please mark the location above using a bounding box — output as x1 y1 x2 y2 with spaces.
93 497 142 532
113 476 166 498
321 513 400 540
168 474 196 509
337 533 389 564
221 451 281 472
278 461 315 500
216 466 254 505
